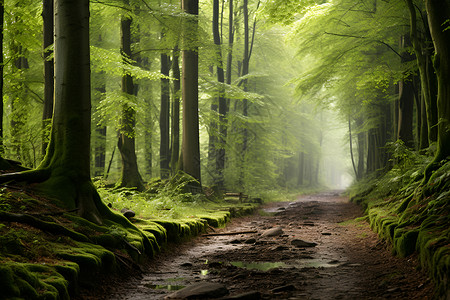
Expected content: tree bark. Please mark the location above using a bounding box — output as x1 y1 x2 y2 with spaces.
242 0 249 152
213 0 226 187
356 117 365 179
117 5 145 191
181 0 201 183
42 0 54 156
297 151 304 186
160 52 171 179
349 117 358 179
425 0 450 164
37 0 105 224
397 34 415 148
170 50 180 174
405 0 438 144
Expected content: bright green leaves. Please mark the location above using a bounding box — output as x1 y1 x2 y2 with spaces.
91 46 164 80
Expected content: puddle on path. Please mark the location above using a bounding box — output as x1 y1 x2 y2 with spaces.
145 284 185 291
230 258 341 271
231 261 286 271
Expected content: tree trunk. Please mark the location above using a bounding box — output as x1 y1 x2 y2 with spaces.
117 6 145 191
297 151 304 186
37 0 105 224
42 0 54 156
160 52 171 179
405 0 438 144
425 0 450 164
93 72 107 178
242 0 249 152
225 0 234 109
181 0 201 183
397 34 415 148
419 93 429 149
356 117 365 179
211 0 227 187
170 50 180 174
366 128 376 175
349 116 358 179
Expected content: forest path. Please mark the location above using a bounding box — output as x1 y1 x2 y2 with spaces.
87 191 433 299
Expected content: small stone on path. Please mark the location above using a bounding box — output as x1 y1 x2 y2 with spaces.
164 282 228 299
291 239 317 247
245 238 256 244
261 227 283 237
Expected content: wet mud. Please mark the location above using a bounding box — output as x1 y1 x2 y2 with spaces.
84 191 434 299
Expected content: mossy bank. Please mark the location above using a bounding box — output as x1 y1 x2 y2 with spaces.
349 159 450 298
0 185 259 299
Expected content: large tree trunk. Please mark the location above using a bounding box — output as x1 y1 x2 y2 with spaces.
160 52 171 179
42 0 54 156
181 0 201 183
425 0 450 164
36 0 105 224
117 6 145 191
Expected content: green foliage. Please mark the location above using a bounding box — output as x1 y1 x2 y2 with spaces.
96 172 207 219
349 156 449 297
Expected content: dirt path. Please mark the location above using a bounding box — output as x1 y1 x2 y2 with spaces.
85 192 434 299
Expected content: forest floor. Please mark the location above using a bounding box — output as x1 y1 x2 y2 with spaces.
81 191 435 300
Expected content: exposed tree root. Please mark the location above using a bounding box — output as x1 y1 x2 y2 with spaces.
0 168 51 184
0 211 89 242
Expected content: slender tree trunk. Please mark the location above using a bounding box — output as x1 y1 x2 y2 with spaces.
419 93 429 149
349 116 358 179
425 0 450 165
397 34 415 148
297 151 304 186
356 117 365 179
93 72 107 177
225 0 234 94
405 0 438 144
42 0 54 156
160 52 171 179
366 128 376 175
181 0 201 183
213 0 226 187
170 50 180 174
117 5 144 191
242 0 249 152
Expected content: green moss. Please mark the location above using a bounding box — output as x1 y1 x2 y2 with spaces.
350 160 450 297
393 228 419 257
0 262 71 300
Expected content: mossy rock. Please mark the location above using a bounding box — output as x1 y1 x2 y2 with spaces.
393 228 419 257
0 262 70 300
198 211 230 228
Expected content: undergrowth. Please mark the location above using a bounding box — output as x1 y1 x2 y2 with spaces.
348 141 449 297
